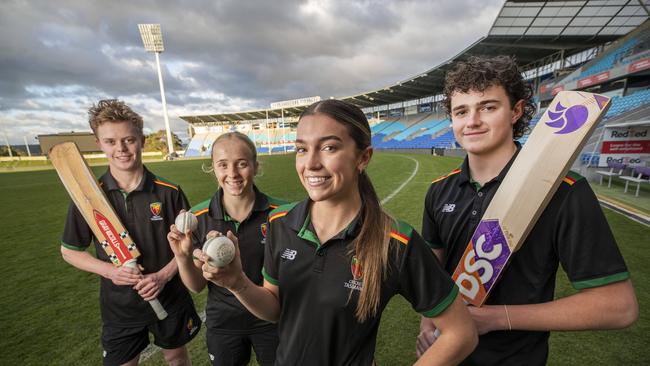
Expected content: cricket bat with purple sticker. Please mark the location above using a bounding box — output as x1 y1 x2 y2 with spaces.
452 91 611 307
50 141 168 320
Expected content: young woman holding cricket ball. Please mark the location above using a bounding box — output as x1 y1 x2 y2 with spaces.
188 100 477 365
168 132 286 366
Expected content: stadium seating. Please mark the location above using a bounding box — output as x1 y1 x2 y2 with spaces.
571 39 640 80
184 89 650 155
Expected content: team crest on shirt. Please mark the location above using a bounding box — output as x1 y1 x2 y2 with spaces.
344 256 363 291
187 318 198 335
351 256 363 280
260 223 267 244
149 202 163 221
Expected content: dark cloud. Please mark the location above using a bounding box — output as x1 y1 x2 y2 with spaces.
0 0 502 143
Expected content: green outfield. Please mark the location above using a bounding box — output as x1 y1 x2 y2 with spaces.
0 152 646 365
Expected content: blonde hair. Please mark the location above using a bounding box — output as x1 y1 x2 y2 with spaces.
211 132 257 163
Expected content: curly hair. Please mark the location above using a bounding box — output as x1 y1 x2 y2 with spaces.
443 55 536 139
88 99 144 137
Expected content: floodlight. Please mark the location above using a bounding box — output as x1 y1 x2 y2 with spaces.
137 24 175 156
138 24 164 52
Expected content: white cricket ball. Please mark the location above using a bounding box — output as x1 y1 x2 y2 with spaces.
175 211 198 233
202 236 235 267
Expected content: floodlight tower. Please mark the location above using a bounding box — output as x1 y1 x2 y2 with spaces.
138 24 174 156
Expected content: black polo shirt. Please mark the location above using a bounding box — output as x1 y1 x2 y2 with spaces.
422 146 630 366
262 199 458 366
191 186 286 334
62 166 194 327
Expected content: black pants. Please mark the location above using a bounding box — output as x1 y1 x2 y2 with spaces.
206 327 278 366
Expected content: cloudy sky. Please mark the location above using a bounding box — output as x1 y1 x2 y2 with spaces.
0 0 503 144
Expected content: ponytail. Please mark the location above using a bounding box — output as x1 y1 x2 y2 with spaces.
299 99 393 322
352 172 392 322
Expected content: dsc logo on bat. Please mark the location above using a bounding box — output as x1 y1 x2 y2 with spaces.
452 220 511 306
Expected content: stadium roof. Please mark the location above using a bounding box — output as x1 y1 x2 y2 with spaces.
181 0 649 126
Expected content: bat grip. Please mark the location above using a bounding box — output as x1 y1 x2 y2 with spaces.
123 260 168 320
148 298 168 320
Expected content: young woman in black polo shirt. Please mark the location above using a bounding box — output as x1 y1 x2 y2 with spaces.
193 100 478 365
168 132 284 366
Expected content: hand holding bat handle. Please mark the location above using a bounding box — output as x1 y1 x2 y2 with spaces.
124 259 168 320
50 142 170 321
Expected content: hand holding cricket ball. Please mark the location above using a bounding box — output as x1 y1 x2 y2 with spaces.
195 231 245 291
175 211 198 233
167 211 199 259
202 235 236 267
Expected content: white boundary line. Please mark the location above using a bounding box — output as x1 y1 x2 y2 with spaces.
381 155 420 205
141 154 419 362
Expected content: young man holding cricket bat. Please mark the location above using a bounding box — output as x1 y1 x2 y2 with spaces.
418 56 637 365
59 100 201 366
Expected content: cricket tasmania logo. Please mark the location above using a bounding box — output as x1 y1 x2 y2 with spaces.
260 223 268 244
150 202 163 221
351 256 363 280
344 256 363 291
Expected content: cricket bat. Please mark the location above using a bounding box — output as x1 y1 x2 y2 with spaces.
50 142 168 320
452 91 611 307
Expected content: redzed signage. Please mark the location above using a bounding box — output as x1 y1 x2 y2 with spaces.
599 126 650 167
601 140 650 154
577 71 610 88
551 85 564 95
629 57 650 73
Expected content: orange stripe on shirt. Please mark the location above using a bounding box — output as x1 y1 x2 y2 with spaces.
193 208 209 217
432 168 461 184
154 180 179 190
390 230 410 245
563 176 577 185
269 211 288 222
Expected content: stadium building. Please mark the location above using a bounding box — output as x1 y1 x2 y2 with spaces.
180 0 650 173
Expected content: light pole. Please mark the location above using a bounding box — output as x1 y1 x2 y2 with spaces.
3 131 12 158
138 24 175 156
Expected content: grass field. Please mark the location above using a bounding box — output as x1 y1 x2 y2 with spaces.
0 152 647 365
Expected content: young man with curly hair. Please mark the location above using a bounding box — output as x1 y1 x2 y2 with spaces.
60 99 201 366
417 56 637 365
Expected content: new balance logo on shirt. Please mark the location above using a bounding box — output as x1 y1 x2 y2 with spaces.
442 203 456 213
281 248 297 260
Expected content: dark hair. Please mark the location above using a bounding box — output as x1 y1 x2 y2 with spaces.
443 55 537 139
88 99 144 137
299 99 391 322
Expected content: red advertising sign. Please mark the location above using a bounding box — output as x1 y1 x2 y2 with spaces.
551 85 564 95
540 84 548 94
599 126 650 167
629 57 650 73
601 140 650 154
577 71 610 88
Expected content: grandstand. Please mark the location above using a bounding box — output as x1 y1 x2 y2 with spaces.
180 1 649 170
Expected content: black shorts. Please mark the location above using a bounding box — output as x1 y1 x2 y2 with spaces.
101 306 201 366
206 327 278 366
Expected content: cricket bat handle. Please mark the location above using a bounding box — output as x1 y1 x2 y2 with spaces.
123 260 168 320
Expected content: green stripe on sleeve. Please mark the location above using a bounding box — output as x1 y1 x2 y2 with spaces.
572 272 630 290
60 241 86 251
421 285 459 318
262 267 279 286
